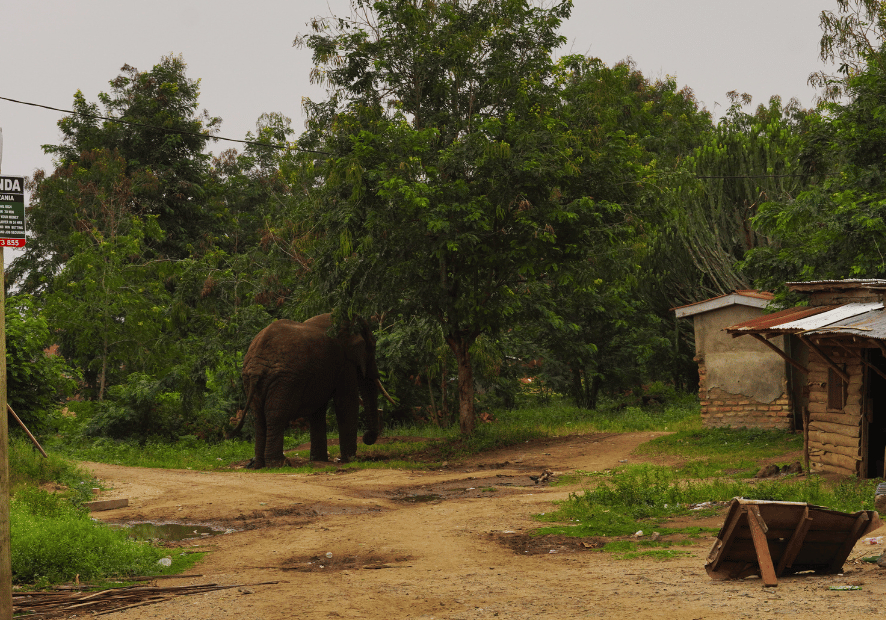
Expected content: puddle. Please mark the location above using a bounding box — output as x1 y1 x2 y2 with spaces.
114 522 228 541
396 494 442 503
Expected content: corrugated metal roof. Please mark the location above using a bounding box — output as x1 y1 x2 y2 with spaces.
726 302 886 340
779 302 884 330
800 307 886 340
788 279 886 291
726 306 835 334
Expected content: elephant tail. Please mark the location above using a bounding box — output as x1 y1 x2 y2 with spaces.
227 378 259 438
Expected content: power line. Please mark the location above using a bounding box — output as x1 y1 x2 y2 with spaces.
0 95 330 155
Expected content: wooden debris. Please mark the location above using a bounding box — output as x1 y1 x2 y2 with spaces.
706 498 881 587
85 498 129 512
13 580 281 618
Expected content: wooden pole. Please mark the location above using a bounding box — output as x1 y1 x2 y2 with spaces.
0 128 14 620
7 404 47 458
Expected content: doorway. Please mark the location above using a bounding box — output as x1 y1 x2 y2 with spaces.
866 348 886 479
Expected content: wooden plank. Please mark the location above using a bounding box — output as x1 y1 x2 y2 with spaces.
85 499 129 512
708 504 744 572
776 506 812 576
808 430 859 449
749 333 810 374
808 440 861 459
809 411 861 426
808 421 861 438
746 506 778 587
800 335 850 383
818 451 861 472
829 512 870 573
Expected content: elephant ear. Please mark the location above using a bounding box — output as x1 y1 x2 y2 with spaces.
344 334 368 378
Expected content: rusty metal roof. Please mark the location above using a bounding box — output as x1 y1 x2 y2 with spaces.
725 305 836 334
726 302 886 340
788 279 886 292
800 306 886 340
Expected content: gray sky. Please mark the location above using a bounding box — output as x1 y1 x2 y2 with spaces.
2 0 832 182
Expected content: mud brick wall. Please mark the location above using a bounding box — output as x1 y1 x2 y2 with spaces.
697 362 793 430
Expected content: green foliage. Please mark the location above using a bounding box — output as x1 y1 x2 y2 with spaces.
635 427 803 460
9 436 94 502
51 435 272 469
10 488 188 586
6 295 79 432
541 426 874 539
297 0 611 433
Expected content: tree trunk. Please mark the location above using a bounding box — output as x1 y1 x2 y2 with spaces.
99 336 109 401
426 373 439 426
570 364 585 409
447 335 476 435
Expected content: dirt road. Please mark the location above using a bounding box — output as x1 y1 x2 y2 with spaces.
85 432 886 619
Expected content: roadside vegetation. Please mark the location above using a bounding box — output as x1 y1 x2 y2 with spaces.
10 436 200 589
536 427 877 559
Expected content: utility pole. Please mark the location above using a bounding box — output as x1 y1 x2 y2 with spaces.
0 126 12 620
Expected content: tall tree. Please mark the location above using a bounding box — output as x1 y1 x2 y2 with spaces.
296 0 600 433
12 54 220 293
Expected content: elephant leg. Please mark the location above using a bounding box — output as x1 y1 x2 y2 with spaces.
252 406 267 470
263 388 292 468
334 388 359 463
309 403 330 462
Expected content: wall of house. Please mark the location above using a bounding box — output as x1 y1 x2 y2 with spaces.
694 305 793 430
806 344 864 477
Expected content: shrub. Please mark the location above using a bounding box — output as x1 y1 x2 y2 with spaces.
11 488 164 585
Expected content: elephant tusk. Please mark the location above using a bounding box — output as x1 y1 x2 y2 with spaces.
377 378 398 405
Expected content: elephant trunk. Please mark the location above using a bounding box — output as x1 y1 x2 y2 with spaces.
361 379 380 446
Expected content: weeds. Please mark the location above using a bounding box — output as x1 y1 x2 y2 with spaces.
11 488 199 586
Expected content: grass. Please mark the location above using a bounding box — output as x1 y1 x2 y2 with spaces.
537 434 879 548
47 392 703 471
9 434 202 588
11 488 201 587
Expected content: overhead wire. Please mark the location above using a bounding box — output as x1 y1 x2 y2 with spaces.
0 95 330 155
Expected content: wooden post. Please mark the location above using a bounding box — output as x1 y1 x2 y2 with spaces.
0 127 12 619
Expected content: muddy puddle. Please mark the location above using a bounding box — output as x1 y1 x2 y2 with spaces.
111 522 231 541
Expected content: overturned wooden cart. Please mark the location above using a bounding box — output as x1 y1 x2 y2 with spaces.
705 498 882 587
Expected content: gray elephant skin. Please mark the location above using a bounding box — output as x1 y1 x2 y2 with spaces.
239 313 380 467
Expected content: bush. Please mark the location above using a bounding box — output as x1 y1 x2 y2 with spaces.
6 294 79 433
11 488 165 585
84 373 182 441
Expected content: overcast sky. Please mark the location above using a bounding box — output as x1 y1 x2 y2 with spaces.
2 0 833 182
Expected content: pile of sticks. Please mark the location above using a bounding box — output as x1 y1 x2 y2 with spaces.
13 581 280 617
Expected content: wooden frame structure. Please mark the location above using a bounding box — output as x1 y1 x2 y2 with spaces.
705 499 881 586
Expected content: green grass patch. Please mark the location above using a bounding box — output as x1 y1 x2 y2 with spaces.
538 462 881 540
10 435 95 503
45 394 702 471
11 487 200 587
636 427 802 461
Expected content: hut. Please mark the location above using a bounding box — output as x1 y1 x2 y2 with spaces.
726 279 886 478
674 290 801 430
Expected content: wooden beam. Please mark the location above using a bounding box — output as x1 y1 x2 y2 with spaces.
708 506 743 572
798 335 850 384
830 512 870 573
776 506 812 576
749 333 810 375
746 505 778 587
837 344 886 382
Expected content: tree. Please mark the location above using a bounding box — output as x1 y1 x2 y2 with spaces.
742 3 886 290
12 54 220 294
296 0 601 433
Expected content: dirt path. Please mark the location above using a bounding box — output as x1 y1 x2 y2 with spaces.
84 432 886 620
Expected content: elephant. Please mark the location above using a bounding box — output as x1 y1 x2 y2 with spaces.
236 313 382 467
